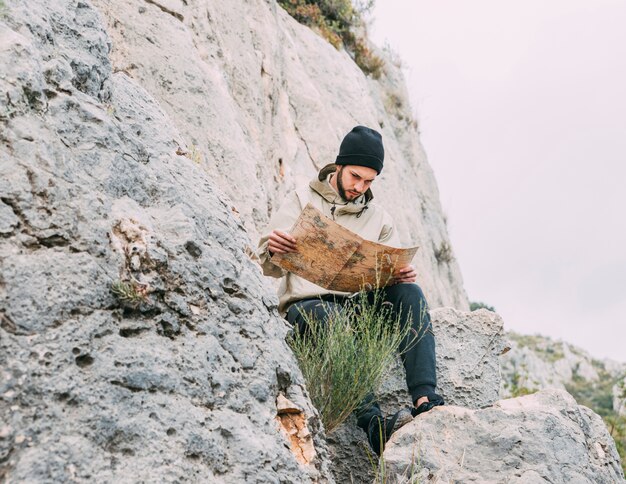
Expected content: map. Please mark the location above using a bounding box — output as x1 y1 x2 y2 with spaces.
271 204 418 293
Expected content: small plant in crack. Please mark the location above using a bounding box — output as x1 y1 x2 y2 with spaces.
176 144 202 164
111 279 150 308
434 241 453 265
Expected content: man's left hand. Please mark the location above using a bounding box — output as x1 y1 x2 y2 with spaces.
393 265 417 284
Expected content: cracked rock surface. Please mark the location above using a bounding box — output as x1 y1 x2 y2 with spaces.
0 0 471 479
89 0 469 310
0 1 332 481
384 389 625 483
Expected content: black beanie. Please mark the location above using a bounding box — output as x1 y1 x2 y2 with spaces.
335 125 384 174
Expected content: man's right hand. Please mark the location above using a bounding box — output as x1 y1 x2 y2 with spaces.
268 230 297 255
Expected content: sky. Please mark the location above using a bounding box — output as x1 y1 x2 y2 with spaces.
371 0 626 362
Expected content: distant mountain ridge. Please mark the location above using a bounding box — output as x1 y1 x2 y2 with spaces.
501 330 626 470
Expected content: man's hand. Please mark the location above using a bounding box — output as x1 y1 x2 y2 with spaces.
268 230 297 255
393 265 417 284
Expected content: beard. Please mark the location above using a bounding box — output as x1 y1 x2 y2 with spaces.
336 166 357 202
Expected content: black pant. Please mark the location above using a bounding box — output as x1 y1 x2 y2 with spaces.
286 283 436 431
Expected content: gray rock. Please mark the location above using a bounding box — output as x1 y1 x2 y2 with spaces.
430 308 508 408
384 389 625 483
0 200 19 235
88 0 469 311
1 1 333 481
2 250 113 334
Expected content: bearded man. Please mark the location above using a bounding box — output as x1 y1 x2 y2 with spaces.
257 126 443 455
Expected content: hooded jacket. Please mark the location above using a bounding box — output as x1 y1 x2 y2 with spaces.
257 164 400 315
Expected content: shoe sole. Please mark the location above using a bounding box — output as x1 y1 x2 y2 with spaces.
391 408 414 432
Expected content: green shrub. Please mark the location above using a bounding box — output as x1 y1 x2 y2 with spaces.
277 0 384 78
288 290 419 433
565 370 616 417
111 279 149 308
507 370 536 398
566 369 626 473
604 413 626 472
469 301 496 312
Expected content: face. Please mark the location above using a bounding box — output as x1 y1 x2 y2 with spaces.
335 165 378 201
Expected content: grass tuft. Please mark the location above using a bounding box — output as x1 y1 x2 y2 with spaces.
370 433 423 483
288 289 420 433
111 279 149 308
176 145 202 164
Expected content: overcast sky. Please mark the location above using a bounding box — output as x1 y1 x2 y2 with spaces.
371 0 626 362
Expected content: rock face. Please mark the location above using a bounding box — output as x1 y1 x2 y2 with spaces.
1 0 468 480
428 308 509 408
384 389 625 483
328 308 508 483
501 332 626 397
88 0 469 311
0 1 332 481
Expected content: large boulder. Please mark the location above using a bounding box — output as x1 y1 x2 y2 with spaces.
384 389 625 483
0 1 332 481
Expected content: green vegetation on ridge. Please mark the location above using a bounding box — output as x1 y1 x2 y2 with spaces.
469 301 495 312
277 0 384 78
508 332 565 363
566 368 626 471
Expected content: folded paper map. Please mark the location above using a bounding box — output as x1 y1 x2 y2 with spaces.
271 204 418 293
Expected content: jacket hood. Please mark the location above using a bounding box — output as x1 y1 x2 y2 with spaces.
309 164 373 215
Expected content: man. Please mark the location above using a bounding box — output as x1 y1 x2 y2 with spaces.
257 126 443 455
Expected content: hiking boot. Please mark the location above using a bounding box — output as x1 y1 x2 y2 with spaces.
367 407 414 456
412 393 445 416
